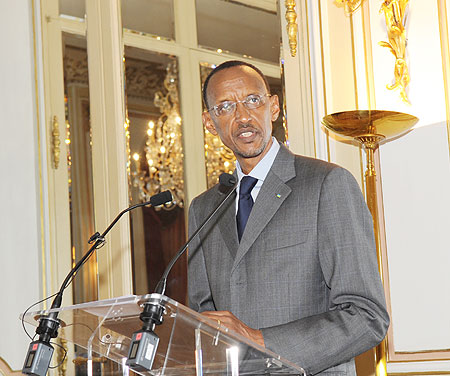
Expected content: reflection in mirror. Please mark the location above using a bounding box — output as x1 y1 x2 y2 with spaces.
122 0 175 40
125 47 186 303
62 33 97 305
59 0 85 19
196 0 281 63
200 63 286 188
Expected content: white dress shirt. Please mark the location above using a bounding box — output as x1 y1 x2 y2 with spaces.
235 137 280 212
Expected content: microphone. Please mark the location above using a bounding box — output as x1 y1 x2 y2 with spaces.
22 191 173 376
155 172 236 295
126 173 237 372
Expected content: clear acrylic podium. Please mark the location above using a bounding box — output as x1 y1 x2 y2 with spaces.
22 294 305 375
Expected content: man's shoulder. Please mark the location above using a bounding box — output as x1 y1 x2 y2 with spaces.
280 146 344 179
276 143 338 169
271 146 359 193
293 153 338 171
287 153 364 204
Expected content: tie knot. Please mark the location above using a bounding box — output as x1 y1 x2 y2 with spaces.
239 176 258 196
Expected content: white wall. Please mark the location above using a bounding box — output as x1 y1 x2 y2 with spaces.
381 123 450 352
0 0 42 370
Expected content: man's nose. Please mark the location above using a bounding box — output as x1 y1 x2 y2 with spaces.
234 102 251 122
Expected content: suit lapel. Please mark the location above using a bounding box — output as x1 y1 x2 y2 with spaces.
231 145 296 274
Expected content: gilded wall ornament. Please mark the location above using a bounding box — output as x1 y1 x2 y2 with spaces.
379 0 410 103
285 0 298 57
334 0 365 15
52 115 60 169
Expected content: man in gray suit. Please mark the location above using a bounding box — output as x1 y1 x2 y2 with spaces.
188 60 389 375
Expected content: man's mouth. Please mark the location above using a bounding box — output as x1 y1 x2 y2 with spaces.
236 126 258 139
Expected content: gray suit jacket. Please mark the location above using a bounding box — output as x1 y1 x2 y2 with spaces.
188 145 389 375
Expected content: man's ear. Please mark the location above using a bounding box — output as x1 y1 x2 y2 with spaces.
270 94 280 122
202 111 218 135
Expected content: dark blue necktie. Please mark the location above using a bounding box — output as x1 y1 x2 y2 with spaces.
236 176 258 242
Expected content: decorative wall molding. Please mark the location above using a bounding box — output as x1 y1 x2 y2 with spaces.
64 47 88 85
334 0 365 15
64 46 166 101
125 59 166 101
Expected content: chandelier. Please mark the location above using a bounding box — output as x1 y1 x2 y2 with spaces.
132 61 184 209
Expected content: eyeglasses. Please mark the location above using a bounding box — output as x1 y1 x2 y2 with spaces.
207 94 271 117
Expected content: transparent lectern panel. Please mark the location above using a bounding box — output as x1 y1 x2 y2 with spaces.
22 294 305 375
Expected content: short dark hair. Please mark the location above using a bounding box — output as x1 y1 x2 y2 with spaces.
202 60 271 110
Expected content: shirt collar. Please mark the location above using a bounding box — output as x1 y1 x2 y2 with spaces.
236 137 280 183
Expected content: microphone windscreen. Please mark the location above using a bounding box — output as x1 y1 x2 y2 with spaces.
219 173 237 187
150 190 173 207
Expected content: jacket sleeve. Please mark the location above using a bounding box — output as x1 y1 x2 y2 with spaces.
261 167 390 375
187 198 216 312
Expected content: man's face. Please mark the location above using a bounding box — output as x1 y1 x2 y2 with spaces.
202 66 280 173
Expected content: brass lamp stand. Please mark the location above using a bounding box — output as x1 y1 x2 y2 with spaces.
322 110 418 376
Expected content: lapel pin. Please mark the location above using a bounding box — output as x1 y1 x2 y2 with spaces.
276 194 281 198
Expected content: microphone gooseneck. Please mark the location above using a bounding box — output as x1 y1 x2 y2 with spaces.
55 190 173 308
22 191 173 376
